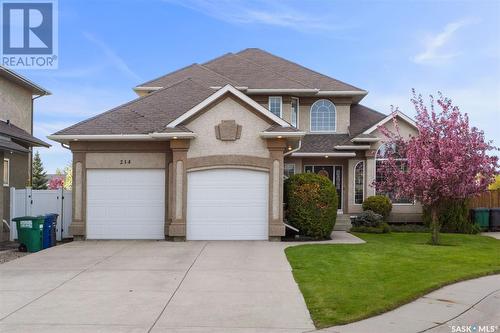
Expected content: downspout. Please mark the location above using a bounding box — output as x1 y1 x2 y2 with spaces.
284 139 302 157
29 94 46 186
59 143 70 150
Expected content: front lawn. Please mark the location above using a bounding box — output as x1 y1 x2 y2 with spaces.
285 233 500 328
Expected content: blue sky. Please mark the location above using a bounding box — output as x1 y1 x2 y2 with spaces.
17 0 500 172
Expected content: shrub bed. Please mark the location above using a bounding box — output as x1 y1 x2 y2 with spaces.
422 199 479 234
351 210 390 233
362 195 392 220
389 224 430 233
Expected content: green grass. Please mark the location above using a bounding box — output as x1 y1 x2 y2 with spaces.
285 233 500 329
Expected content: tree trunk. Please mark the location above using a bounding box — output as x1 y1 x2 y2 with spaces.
430 205 440 245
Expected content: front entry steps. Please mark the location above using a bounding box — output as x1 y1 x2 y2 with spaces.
334 214 352 231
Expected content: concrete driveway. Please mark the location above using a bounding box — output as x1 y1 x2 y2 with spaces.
0 240 315 332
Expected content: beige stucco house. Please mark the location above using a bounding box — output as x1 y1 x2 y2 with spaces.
0 66 50 241
49 48 422 241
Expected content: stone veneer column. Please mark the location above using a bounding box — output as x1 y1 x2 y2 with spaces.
266 138 287 240
70 152 86 239
167 139 189 240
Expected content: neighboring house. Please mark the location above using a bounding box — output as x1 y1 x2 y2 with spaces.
49 48 421 241
0 66 50 241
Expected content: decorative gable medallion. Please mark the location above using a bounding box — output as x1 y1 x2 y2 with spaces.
215 120 242 141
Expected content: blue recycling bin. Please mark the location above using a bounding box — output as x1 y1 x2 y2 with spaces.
43 214 59 248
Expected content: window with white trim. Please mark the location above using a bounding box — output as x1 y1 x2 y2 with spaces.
354 161 364 204
3 158 9 187
291 97 299 128
310 99 336 132
268 96 282 117
284 163 295 178
375 143 413 204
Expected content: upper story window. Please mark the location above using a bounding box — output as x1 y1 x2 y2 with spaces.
268 96 282 117
310 99 336 132
291 97 299 128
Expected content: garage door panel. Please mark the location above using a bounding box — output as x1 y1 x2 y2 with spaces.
88 205 164 220
188 188 267 201
86 169 165 240
87 187 164 202
87 223 163 240
187 224 267 240
188 205 267 219
88 170 162 186
187 169 269 240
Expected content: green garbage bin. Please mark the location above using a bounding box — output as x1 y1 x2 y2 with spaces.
12 216 45 252
471 208 490 231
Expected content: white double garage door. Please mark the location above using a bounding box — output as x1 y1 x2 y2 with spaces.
86 168 269 240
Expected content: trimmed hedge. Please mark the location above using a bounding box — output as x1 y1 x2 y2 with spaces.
389 224 430 233
362 195 392 220
284 173 338 239
351 223 391 234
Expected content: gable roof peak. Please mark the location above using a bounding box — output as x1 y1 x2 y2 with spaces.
166 83 291 128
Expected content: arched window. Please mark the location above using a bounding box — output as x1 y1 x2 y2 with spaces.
354 161 364 204
375 143 413 204
310 99 336 132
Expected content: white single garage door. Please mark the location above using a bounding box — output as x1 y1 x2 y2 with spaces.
187 168 269 240
86 169 165 239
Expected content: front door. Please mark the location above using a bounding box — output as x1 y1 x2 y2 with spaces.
304 165 342 210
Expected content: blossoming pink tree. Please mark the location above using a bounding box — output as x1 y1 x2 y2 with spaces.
48 176 64 190
375 90 498 244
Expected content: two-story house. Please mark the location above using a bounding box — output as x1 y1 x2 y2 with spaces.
0 66 50 241
49 48 422 241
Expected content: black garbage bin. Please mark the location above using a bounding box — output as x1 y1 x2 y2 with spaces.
490 208 500 231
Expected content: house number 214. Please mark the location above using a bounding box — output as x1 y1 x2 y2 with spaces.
120 160 131 165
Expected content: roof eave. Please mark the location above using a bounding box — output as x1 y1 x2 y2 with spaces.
259 131 306 139
133 86 163 93
166 84 291 128
0 66 50 96
362 111 417 135
291 152 356 157
47 132 197 144
334 145 371 150
351 137 380 143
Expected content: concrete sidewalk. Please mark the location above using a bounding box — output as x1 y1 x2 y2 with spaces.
481 232 500 240
320 274 500 333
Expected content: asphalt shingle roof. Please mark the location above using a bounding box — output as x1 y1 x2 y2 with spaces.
136 48 365 92
349 104 387 137
298 134 351 153
0 120 49 147
137 64 239 89
55 79 214 135
235 48 364 91
296 105 387 153
202 53 311 89
54 49 387 139
0 137 29 153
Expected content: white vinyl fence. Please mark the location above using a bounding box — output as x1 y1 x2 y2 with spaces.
10 188 72 241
